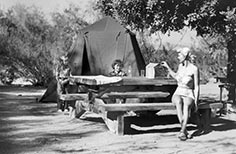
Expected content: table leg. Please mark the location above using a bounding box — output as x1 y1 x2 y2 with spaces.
200 109 211 132
75 100 86 118
117 114 124 135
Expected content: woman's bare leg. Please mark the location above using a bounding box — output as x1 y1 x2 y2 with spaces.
181 97 194 133
172 95 183 125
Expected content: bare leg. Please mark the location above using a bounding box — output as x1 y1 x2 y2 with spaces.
57 80 63 111
181 97 194 133
172 95 183 125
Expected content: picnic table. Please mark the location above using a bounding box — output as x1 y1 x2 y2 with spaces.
60 75 223 135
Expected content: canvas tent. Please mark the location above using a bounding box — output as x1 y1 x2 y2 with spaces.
39 16 146 103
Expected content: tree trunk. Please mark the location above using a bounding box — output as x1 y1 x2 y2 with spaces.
226 35 236 105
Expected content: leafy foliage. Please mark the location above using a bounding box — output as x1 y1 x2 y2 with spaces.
0 4 88 86
140 43 227 83
95 0 236 35
95 0 236 101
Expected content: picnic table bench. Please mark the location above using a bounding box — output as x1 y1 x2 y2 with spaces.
59 75 223 135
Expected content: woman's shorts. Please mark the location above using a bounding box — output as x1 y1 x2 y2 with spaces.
173 87 195 100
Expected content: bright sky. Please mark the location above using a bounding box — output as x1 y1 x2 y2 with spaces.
0 0 98 24
0 0 199 48
0 0 90 13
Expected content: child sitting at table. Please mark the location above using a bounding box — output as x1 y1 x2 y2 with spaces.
108 59 127 104
108 59 136 116
109 59 127 77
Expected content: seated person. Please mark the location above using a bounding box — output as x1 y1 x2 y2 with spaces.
109 59 127 77
56 54 71 112
108 59 127 104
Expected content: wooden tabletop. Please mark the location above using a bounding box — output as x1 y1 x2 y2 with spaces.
119 77 177 86
69 75 177 86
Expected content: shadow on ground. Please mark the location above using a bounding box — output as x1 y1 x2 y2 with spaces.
0 85 110 153
0 86 236 153
83 111 236 135
211 116 236 131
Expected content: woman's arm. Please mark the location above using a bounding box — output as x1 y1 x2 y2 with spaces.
69 67 72 77
55 64 60 81
193 67 200 111
161 61 177 79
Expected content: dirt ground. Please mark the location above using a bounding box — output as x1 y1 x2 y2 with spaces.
0 82 236 154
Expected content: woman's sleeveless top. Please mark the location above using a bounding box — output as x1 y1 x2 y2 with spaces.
173 64 195 99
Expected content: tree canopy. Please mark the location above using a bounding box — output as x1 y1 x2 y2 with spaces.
0 4 88 86
95 0 236 102
95 0 236 35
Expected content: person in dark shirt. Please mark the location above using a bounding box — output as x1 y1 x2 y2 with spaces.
109 59 127 77
108 59 127 104
56 54 71 112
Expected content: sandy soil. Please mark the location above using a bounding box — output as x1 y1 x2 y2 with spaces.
0 83 236 154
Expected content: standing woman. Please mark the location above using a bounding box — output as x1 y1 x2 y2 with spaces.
161 47 200 141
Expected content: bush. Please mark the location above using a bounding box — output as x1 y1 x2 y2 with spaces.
140 44 227 83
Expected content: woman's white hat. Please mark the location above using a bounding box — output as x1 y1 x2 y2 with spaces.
60 55 68 61
176 47 190 57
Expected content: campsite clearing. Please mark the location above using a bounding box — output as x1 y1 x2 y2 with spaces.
40 17 146 103
1 82 236 154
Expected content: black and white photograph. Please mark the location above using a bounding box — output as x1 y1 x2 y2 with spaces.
0 0 236 153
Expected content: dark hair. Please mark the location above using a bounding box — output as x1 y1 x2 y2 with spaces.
111 59 124 69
